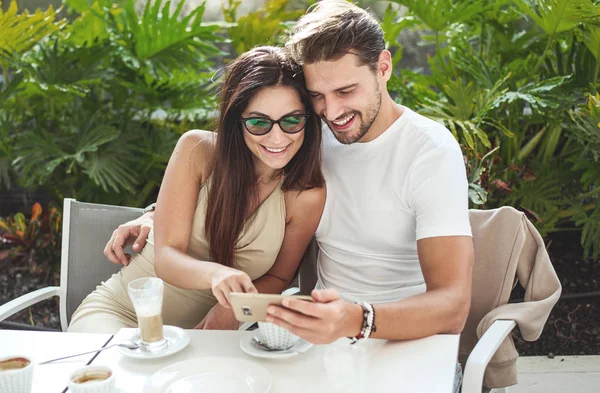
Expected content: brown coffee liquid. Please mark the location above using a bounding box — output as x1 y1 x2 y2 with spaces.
0 357 30 371
138 314 164 343
73 371 111 384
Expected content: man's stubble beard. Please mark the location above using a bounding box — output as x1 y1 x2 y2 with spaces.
332 86 382 145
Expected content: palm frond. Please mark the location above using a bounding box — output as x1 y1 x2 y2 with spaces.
108 0 222 78
15 40 113 99
118 68 217 112
503 169 564 229
569 93 600 162
574 204 600 259
11 102 137 194
0 0 66 58
82 145 138 194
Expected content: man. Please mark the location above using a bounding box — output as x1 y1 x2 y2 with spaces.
106 0 474 342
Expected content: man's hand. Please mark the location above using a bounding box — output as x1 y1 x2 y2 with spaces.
104 213 154 266
194 303 240 330
266 289 362 344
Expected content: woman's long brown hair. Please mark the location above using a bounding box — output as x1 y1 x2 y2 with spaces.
205 46 324 268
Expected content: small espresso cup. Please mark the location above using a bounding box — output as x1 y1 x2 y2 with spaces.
258 322 300 350
0 355 34 393
68 365 115 393
128 277 168 352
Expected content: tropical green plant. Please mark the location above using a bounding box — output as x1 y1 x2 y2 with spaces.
222 0 305 56
2 0 599 260
0 0 67 82
387 0 600 258
0 0 221 207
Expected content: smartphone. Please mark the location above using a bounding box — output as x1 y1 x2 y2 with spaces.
229 292 314 322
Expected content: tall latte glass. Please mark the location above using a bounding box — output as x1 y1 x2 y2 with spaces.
128 277 168 352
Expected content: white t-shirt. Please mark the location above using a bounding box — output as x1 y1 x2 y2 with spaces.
315 106 472 303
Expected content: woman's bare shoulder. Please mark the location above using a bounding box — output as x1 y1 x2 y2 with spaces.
177 130 217 181
284 186 326 223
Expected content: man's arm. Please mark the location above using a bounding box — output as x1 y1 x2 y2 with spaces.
266 235 473 343
361 235 473 338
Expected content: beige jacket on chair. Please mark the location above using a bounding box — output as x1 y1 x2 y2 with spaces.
460 207 562 388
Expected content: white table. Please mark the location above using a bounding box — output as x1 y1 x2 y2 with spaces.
0 330 112 393
92 329 460 393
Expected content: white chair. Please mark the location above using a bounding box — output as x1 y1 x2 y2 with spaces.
0 198 143 331
460 207 560 392
292 208 560 393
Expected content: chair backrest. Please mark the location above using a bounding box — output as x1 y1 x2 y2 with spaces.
59 198 143 330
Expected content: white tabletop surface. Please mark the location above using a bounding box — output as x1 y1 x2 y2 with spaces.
92 328 460 393
0 330 112 393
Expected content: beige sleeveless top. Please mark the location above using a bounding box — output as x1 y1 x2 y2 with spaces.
144 177 286 281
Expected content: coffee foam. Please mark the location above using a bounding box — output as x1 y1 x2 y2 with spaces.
135 302 161 317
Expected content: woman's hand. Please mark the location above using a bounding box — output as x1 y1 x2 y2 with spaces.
211 267 257 308
104 212 154 266
194 303 240 330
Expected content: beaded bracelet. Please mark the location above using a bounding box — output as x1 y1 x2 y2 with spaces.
350 301 377 344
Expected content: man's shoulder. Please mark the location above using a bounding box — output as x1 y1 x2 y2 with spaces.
399 108 461 154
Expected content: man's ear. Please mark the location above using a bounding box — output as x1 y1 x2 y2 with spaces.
378 50 393 82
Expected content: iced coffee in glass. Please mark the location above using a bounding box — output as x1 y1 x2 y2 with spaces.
128 277 168 352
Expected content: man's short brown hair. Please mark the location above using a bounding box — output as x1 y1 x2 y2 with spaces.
286 0 385 71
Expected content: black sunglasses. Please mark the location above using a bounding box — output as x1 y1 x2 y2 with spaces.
241 114 309 136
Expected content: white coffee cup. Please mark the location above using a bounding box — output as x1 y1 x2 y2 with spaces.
68 365 115 393
0 355 34 393
258 322 300 350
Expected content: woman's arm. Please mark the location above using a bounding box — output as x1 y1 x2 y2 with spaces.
152 130 255 303
196 185 326 329
253 185 326 294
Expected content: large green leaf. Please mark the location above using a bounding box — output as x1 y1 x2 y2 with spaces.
381 5 419 67
578 26 600 62
64 0 111 46
513 0 600 35
487 75 572 113
224 0 304 56
391 0 489 33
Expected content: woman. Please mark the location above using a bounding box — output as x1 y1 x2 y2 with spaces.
68 47 325 333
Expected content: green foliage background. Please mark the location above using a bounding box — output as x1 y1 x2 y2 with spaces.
1 0 599 260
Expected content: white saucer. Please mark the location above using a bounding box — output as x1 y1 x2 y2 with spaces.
117 325 190 360
143 357 272 393
239 331 313 359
